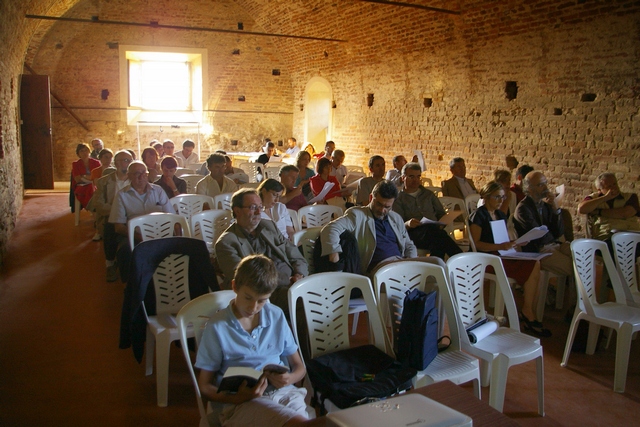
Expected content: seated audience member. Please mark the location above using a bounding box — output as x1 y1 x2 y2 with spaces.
279 165 308 212
93 150 133 277
309 157 349 205
493 169 517 215
223 155 249 184
321 180 417 275
392 162 463 260
155 156 187 199
257 141 276 165
511 164 534 203
151 139 164 158
258 179 295 240
578 172 640 242
90 148 114 184
313 140 335 159
283 137 300 158
294 151 315 188
356 155 386 206
214 189 308 311
161 139 184 167
196 153 239 198
195 254 308 427
174 139 200 169
513 171 572 277
441 157 477 199
385 155 408 190
109 161 175 280
302 143 316 157
90 138 104 159
470 181 549 337
72 143 101 209
329 149 348 186
141 147 160 183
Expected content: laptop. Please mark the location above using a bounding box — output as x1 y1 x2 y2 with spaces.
326 393 472 427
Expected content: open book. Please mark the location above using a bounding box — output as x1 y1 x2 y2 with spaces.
217 364 288 393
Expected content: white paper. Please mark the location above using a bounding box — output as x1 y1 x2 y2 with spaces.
467 320 500 343
493 221 550 256
490 219 510 244
515 225 548 244
413 150 426 172
419 210 463 226
307 181 335 204
555 184 565 207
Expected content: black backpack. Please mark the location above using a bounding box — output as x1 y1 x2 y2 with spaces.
396 288 441 371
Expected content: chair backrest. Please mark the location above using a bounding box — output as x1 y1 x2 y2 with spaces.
344 171 365 186
345 165 364 173
373 260 462 355
170 194 215 223
446 253 520 339
238 162 263 183
213 192 233 211
127 212 191 249
152 253 194 316
292 227 322 274
288 209 300 232
465 194 481 218
177 291 236 425
175 168 195 177
264 165 284 180
611 232 640 295
466 218 478 252
438 196 467 219
298 205 343 228
181 174 204 194
425 186 443 197
191 209 233 255
239 182 260 189
288 272 388 359
571 239 633 312
421 177 433 187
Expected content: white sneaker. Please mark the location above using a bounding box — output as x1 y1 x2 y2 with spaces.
92 232 102 241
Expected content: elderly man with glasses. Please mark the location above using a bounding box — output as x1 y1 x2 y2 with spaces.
215 189 308 313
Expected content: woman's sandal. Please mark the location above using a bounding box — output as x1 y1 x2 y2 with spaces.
520 313 552 338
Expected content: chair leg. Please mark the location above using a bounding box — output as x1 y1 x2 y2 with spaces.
479 359 492 388
586 323 601 355
471 377 481 400
613 324 633 393
145 327 154 376
536 271 550 322
351 312 359 335
561 313 582 367
536 355 545 416
488 354 509 413
155 331 173 407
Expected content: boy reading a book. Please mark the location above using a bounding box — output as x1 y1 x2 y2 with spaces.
195 254 308 426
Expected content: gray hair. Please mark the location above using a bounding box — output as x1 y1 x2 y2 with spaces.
595 172 616 190
449 157 464 169
401 162 422 175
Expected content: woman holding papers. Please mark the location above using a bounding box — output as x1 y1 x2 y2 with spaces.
469 181 551 337
309 157 350 204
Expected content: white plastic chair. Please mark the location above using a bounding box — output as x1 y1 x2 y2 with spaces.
191 209 233 256
345 165 364 173
239 182 260 189
446 253 544 414
421 177 433 187
238 162 263 183
562 239 640 392
425 186 443 197
287 272 391 412
143 250 197 407
288 209 300 233
343 171 365 186
127 212 191 249
612 232 640 306
175 168 196 177
177 290 236 427
170 194 215 224
181 174 205 194
212 193 233 211
373 261 481 396
298 205 343 229
264 164 283 180
464 194 481 218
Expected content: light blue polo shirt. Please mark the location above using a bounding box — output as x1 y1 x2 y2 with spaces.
195 300 298 386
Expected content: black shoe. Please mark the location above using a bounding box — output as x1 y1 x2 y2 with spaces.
520 314 552 338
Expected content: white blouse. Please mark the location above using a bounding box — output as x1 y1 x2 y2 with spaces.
260 202 294 239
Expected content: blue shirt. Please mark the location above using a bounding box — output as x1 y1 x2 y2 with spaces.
195 301 298 386
368 215 402 271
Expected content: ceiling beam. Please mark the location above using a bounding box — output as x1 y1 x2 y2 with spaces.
359 0 461 15
25 15 348 43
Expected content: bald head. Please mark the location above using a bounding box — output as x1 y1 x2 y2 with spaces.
522 171 549 202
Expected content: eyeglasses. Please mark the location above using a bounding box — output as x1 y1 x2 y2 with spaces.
404 175 422 180
490 195 507 201
242 204 264 212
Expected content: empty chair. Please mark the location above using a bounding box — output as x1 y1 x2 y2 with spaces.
288 208 300 233
446 252 544 414
127 212 191 249
465 193 481 218
373 261 481 395
421 177 433 187
212 193 233 211
191 209 233 256
177 290 236 427
345 165 364 173
562 239 640 393
343 171 365 186
170 194 215 224
181 174 205 194
238 162 263 183
438 196 467 244
264 164 284 180
612 232 640 305
175 168 195 177
425 186 443 197
298 205 343 229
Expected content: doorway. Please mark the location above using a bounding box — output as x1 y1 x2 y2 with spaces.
304 77 332 151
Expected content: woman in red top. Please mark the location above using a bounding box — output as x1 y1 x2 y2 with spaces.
72 143 100 208
309 157 347 203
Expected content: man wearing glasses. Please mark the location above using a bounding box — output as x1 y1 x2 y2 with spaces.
215 189 308 313
392 162 463 260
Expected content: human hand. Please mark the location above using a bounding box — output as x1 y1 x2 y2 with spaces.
290 273 304 284
406 219 421 229
604 188 620 200
264 371 293 389
329 253 340 263
499 241 516 251
235 376 268 403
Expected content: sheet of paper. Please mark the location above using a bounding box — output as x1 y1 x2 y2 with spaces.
515 225 548 244
490 219 510 245
413 150 426 172
555 184 565 207
307 181 335 204
420 210 463 226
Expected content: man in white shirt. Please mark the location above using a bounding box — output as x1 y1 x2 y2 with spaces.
329 150 348 186
385 155 407 190
161 139 184 167
196 153 239 198
283 137 300 158
174 139 200 169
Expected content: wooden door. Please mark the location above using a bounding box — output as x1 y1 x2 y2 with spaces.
20 74 54 189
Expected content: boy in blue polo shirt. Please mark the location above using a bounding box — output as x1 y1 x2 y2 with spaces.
195 254 308 426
